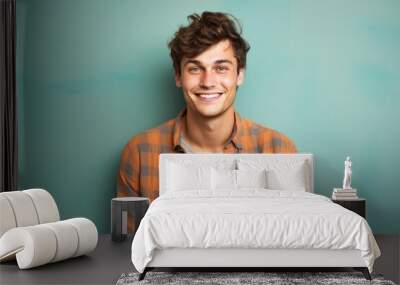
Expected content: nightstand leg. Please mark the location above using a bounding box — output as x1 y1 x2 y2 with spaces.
138 268 148 281
354 267 371 280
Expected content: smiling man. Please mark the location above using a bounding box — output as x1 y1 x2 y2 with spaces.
118 12 297 202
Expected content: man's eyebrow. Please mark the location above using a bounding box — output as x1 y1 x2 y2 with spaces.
183 60 202 66
183 59 234 66
214 59 234 65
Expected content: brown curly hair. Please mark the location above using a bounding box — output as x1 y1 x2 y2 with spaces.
168 11 250 75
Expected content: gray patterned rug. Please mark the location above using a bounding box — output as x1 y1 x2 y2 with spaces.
116 271 396 285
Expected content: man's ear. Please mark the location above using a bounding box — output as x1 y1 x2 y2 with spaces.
175 72 182 87
237 68 245 86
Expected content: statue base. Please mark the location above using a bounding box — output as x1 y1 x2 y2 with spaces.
334 188 357 192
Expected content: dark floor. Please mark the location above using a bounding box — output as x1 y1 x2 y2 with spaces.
374 235 400 284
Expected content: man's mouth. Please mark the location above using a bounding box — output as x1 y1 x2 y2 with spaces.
194 92 223 102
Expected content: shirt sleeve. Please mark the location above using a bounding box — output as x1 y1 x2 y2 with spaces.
117 140 140 197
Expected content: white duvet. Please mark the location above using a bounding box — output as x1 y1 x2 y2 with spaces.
131 190 380 273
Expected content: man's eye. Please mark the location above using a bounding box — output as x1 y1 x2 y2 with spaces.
216 66 229 72
188 67 201 73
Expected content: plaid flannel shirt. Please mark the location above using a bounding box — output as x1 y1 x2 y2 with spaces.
117 109 297 202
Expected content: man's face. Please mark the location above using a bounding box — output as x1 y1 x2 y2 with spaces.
175 40 245 119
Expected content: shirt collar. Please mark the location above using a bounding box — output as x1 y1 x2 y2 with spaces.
230 111 243 151
172 109 186 152
173 108 243 152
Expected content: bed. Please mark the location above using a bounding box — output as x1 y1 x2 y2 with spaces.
131 154 380 280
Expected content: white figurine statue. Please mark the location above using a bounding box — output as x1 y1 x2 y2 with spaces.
342 156 352 189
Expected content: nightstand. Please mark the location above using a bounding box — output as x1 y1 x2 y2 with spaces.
332 198 366 218
111 197 149 241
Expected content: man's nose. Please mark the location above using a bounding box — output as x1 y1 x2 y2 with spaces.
199 70 216 88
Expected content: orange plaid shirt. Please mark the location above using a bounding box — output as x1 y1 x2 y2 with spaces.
117 109 297 202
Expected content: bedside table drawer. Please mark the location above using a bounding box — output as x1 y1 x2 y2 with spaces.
332 199 366 218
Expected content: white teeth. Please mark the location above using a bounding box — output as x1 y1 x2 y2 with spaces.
198 93 221 99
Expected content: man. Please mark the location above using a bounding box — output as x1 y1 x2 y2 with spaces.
118 11 297 202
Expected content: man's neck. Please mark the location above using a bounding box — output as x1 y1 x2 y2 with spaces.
183 108 235 153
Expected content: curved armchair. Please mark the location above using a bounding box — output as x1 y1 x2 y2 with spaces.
0 189 98 269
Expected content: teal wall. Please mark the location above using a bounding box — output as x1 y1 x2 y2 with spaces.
17 0 400 234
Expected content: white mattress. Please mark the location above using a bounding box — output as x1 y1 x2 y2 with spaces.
131 190 380 273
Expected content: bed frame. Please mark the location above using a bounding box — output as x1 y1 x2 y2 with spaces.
138 154 371 280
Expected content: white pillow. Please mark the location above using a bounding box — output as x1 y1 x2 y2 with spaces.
167 162 212 191
266 162 307 191
237 169 268 188
212 169 236 190
212 169 268 190
238 159 309 191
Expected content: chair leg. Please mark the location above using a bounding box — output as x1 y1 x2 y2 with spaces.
138 268 148 281
354 267 371 280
